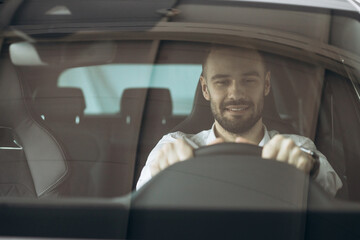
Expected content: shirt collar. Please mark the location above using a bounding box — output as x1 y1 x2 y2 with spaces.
259 125 271 147
205 124 217 145
206 123 270 146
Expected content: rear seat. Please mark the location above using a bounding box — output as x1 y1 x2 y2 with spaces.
32 86 174 196
110 88 173 189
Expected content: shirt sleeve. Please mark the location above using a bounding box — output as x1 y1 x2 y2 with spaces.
288 135 343 196
136 133 181 190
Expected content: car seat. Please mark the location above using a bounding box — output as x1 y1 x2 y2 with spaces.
32 86 105 197
0 59 68 198
110 88 173 190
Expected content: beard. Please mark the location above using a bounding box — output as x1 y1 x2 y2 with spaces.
211 98 263 134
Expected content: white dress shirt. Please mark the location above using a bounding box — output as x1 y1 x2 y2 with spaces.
136 125 343 196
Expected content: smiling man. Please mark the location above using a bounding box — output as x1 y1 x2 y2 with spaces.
136 45 343 196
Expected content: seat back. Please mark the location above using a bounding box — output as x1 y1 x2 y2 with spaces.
32 86 104 197
110 88 173 189
0 59 68 198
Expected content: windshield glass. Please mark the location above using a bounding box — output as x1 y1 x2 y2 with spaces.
1 39 358 198
1 3 360 239
2 1 360 239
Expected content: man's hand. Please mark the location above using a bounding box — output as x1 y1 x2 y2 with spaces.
149 135 314 178
149 139 194 177
262 135 314 173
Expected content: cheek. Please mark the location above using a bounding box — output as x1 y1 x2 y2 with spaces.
253 93 265 110
209 93 225 110
250 85 266 101
208 87 224 102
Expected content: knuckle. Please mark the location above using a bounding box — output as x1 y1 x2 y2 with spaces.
180 142 191 152
178 139 186 144
293 147 301 155
159 158 168 169
284 139 295 148
162 143 170 152
149 162 159 175
176 139 187 147
163 142 175 152
289 148 300 162
149 161 157 169
158 149 165 158
297 157 309 171
275 135 284 141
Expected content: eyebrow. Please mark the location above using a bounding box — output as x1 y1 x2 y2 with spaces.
242 71 261 77
211 74 231 81
210 71 261 81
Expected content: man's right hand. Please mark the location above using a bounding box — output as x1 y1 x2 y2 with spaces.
149 139 194 177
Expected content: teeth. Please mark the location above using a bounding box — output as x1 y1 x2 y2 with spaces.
230 108 246 111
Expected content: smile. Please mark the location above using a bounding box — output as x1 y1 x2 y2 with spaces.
225 105 250 112
229 107 247 111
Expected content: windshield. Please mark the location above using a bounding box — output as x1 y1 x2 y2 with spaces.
1 0 360 239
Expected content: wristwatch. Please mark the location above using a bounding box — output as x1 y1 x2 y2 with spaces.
300 147 320 178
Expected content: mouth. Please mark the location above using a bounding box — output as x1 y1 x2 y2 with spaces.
224 105 250 113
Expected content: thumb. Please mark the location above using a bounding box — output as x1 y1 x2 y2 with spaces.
208 137 225 145
235 136 256 145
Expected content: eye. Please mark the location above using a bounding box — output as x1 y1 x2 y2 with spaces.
244 78 258 84
215 79 230 86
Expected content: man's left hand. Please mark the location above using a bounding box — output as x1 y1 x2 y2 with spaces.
262 135 314 173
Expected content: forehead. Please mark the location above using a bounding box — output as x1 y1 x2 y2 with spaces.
206 47 266 77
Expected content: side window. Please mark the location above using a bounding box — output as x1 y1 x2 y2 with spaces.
316 71 360 201
58 64 202 116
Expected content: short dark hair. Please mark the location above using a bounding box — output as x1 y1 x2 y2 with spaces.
201 44 268 80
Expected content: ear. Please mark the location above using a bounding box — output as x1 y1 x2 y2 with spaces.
200 76 210 101
264 71 271 96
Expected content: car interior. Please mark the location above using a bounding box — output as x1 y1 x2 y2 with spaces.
0 39 359 200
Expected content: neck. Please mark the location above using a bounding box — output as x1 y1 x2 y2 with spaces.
214 119 265 144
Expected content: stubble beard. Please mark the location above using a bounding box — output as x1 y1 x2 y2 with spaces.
210 98 264 135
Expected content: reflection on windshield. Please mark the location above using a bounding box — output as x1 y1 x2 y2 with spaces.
58 64 201 115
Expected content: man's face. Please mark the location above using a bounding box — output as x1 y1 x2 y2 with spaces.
201 47 270 134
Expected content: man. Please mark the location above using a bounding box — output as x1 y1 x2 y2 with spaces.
136 45 343 196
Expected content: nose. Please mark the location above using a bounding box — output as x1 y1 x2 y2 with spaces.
228 80 245 100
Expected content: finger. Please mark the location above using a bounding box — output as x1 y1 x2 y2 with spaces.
208 138 225 145
158 150 170 170
262 135 283 159
163 142 180 165
176 139 194 161
149 162 161 177
276 138 295 162
296 155 312 173
288 147 302 166
235 136 256 145
149 151 162 177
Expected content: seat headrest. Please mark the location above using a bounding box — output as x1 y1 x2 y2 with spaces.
120 88 172 119
33 87 85 121
171 82 213 133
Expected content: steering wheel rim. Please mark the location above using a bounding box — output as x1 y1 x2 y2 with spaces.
194 142 262 157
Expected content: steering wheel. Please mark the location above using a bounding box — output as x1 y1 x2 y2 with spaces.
131 141 339 240
194 142 262 157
